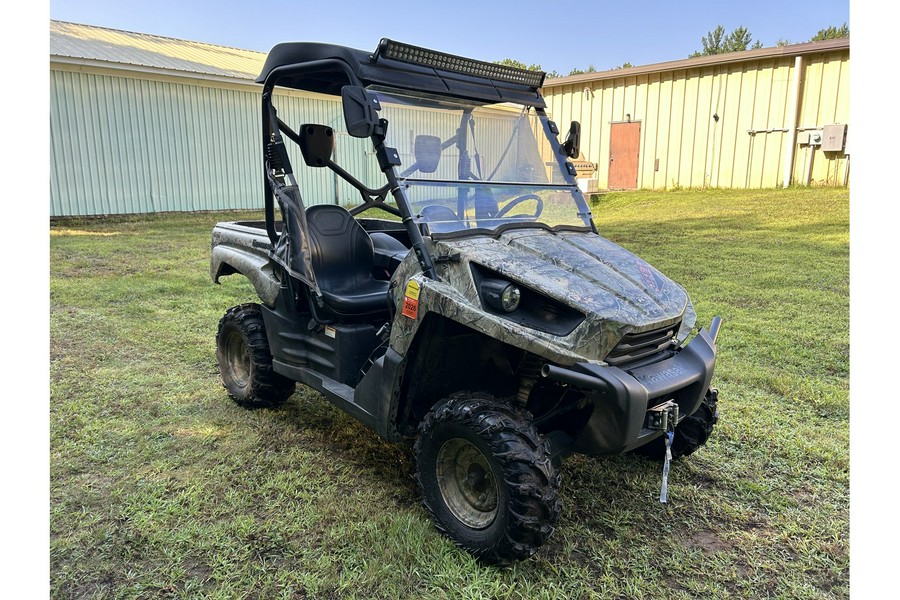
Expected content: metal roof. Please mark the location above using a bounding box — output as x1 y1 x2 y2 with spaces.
543 38 850 88
50 20 266 81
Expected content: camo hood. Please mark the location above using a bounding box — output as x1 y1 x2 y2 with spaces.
439 229 690 327
385 229 697 365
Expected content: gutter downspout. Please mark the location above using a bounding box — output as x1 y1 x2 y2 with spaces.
782 55 803 188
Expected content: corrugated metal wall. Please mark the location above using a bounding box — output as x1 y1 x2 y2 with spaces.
49 67 364 217
50 66 525 216
543 47 849 190
51 45 849 215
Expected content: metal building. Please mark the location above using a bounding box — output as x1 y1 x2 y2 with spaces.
50 22 849 216
541 39 850 191
49 20 349 217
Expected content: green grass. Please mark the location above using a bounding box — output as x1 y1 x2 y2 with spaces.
50 188 849 599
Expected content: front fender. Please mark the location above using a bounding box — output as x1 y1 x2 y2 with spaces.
388 272 588 365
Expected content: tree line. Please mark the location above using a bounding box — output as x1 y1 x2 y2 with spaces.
496 23 848 79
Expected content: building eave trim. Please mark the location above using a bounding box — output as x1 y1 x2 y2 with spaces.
543 39 850 88
50 55 259 88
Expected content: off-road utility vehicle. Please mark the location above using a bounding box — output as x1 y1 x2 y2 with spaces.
211 38 721 565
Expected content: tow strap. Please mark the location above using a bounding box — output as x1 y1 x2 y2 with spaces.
659 430 674 504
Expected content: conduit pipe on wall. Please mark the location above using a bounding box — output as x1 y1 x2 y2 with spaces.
804 145 815 186
782 55 803 188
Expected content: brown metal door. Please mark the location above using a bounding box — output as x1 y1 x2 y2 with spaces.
608 122 641 189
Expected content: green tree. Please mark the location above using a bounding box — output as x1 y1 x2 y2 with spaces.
810 23 849 41
614 62 634 70
689 25 762 57
568 64 597 76
495 58 559 79
495 58 541 71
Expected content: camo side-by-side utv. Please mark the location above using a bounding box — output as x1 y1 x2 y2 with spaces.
210 38 721 565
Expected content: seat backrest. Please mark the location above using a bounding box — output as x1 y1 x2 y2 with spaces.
421 205 463 234
472 188 500 228
305 205 376 294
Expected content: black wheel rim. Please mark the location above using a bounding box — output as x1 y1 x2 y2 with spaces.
436 437 498 529
224 330 251 387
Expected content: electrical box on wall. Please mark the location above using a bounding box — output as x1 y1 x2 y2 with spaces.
822 124 847 152
799 131 822 146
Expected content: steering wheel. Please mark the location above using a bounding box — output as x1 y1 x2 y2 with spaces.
494 193 544 219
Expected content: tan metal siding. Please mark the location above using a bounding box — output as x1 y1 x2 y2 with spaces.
795 50 850 186
697 69 714 187
542 45 849 191
642 74 661 189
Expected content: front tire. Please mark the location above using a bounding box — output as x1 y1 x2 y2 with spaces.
216 303 294 408
414 393 561 566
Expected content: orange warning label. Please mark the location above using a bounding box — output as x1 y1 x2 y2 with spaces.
401 296 419 319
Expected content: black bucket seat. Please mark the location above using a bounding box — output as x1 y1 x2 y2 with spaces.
306 205 391 319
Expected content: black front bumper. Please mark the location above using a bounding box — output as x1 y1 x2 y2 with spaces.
543 318 720 455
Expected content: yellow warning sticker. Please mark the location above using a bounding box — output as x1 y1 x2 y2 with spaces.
405 280 421 300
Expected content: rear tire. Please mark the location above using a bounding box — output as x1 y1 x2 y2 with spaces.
633 388 719 461
216 303 294 408
414 393 561 566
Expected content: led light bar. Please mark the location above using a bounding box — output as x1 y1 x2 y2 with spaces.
373 38 545 88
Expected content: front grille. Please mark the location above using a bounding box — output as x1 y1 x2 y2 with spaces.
605 322 679 367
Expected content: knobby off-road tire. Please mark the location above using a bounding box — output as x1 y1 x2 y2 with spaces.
216 303 294 408
414 393 561 566
634 388 719 461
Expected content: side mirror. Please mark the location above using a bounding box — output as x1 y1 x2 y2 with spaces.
298 124 334 167
561 121 581 159
342 85 381 138
414 135 442 173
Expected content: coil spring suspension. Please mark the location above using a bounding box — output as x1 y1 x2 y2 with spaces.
516 353 543 406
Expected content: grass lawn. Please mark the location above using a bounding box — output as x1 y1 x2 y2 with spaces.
50 187 849 599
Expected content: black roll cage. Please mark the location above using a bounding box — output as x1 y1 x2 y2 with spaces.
261 58 437 279
258 45 596 285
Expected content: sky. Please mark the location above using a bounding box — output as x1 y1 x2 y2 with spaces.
48 0 850 75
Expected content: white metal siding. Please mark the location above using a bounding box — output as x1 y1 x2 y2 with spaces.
49 68 361 216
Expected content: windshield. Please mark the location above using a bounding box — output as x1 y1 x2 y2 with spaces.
371 88 593 236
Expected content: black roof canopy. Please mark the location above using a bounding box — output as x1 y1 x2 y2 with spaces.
256 39 546 108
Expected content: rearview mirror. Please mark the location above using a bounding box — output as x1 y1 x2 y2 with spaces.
298 124 334 167
561 121 581 159
414 135 442 173
342 85 381 138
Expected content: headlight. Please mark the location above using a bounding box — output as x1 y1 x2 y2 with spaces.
501 285 521 312
472 265 585 336
480 279 521 313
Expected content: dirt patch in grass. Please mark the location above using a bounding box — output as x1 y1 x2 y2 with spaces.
687 529 732 553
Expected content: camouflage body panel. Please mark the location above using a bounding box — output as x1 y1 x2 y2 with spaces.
389 229 696 365
211 222 281 308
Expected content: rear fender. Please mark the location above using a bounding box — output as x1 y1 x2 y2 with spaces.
211 245 282 308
